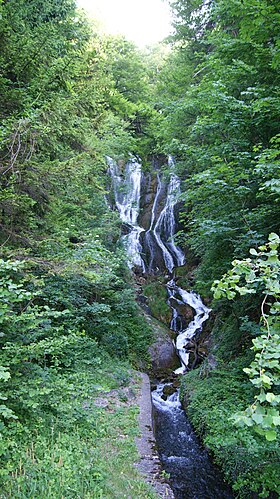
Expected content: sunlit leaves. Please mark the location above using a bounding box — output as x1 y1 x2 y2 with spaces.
212 234 280 439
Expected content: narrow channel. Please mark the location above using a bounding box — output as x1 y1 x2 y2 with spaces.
152 385 233 499
108 155 234 498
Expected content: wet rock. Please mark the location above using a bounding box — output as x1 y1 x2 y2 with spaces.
163 385 177 398
149 335 179 376
134 265 145 277
150 382 158 391
168 297 194 321
139 173 167 231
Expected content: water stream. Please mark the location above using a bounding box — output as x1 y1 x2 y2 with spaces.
153 385 233 498
107 156 145 271
108 156 233 498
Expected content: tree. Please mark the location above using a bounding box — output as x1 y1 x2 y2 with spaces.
154 0 280 289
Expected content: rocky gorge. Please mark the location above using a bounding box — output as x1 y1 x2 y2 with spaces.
108 155 234 498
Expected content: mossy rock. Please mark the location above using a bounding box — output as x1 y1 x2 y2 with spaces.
142 278 171 326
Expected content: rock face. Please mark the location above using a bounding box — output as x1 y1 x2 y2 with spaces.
139 173 167 230
168 296 194 331
149 336 179 376
145 314 180 376
139 170 170 273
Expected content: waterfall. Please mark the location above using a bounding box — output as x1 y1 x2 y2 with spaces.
107 156 145 271
108 156 185 274
152 381 234 499
108 154 210 371
167 280 210 374
153 174 179 273
153 164 185 273
150 158 185 273
108 155 232 498
152 174 175 272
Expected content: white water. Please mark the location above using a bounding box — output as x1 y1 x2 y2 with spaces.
167 279 211 374
152 383 181 412
108 156 185 274
153 163 185 272
107 156 145 270
153 174 176 272
108 155 232 497
108 155 210 371
152 383 234 499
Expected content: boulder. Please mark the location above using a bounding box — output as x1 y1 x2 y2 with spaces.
149 332 179 376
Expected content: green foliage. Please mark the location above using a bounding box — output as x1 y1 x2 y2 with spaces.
0 4 156 489
161 2 280 495
2 0 279 494
212 234 280 440
0 366 17 422
142 278 172 325
0 355 156 498
0 0 158 244
155 0 280 292
180 362 280 498
0 256 154 495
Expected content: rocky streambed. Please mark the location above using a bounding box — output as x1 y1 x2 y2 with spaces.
108 155 234 498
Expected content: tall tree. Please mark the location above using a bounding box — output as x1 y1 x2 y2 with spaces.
156 0 280 288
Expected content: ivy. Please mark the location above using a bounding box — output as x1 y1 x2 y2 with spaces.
0 366 17 422
212 233 280 440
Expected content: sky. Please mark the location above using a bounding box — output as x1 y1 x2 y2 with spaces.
76 0 173 47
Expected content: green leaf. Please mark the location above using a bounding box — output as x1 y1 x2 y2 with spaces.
266 392 276 403
272 416 280 426
249 248 258 256
261 374 272 386
265 430 277 441
251 412 263 424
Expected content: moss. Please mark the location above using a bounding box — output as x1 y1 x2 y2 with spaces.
142 278 171 325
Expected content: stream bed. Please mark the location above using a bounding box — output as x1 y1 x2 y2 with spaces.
108 156 234 499
152 385 234 499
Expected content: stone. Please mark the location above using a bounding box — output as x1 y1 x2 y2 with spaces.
149 333 180 376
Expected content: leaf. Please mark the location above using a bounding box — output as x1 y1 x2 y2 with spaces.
243 416 254 427
266 392 276 403
272 416 280 426
265 430 277 441
261 374 272 386
269 233 280 244
251 412 263 424
249 248 258 256
256 393 266 403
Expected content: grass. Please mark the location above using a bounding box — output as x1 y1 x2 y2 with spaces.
142 278 171 325
0 354 157 498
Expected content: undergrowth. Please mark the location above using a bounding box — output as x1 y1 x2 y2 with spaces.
0 346 157 498
180 356 280 498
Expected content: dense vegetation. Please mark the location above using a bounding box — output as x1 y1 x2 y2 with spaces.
0 0 279 497
0 1 157 496
156 1 280 497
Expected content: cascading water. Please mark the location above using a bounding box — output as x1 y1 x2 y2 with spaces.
108 156 184 274
107 156 145 270
153 281 233 497
152 170 185 273
152 384 233 499
167 280 211 374
108 155 233 498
